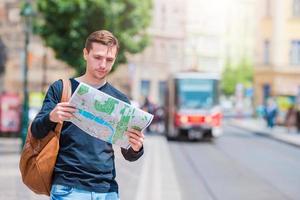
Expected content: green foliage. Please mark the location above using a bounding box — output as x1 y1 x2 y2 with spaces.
221 59 253 96
33 0 152 75
221 65 235 96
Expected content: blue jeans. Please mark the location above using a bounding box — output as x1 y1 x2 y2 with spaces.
50 184 120 200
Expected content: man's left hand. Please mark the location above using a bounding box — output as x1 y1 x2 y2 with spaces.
126 128 145 152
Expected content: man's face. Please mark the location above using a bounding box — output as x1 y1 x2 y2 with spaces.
83 43 117 80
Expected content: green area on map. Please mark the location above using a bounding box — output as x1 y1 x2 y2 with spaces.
113 106 133 143
131 126 142 131
94 98 119 115
78 85 89 95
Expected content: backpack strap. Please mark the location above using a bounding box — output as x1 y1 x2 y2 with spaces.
54 79 72 136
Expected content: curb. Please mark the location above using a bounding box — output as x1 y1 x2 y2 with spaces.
135 136 182 200
229 121 300 148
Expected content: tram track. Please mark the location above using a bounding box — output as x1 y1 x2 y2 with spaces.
173 125 294 200
179 142 219 200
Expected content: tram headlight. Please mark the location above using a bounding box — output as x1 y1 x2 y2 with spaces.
180 116 189 124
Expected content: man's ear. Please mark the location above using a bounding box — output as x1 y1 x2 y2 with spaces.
83 48 88 60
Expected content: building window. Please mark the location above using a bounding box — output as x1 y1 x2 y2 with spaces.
290 40 300 65
263 40 270 65
158 81 167 106
170 44 177 59
161 4 166 30
140 80 151 97
293 0 300 17
265 0 271 17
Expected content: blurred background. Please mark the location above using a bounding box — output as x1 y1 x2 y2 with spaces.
0 0 300 199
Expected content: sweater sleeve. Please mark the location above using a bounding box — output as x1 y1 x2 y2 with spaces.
30 80 62 139
121 146 144 162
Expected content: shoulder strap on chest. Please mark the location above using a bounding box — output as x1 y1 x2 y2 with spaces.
54 79 71 134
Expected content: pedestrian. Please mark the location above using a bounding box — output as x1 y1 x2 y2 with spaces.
296 104 300 133
30 30 145 200
141 96 156 133
142 96 155 114
284 104 297 133
263 98 278 129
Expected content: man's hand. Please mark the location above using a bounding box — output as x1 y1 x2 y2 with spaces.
49 102 77 124
126 128 145 152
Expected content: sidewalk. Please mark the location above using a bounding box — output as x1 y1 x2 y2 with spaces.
0 135 181 200
229 118 300 148
0 138 48 200
115 135 181 200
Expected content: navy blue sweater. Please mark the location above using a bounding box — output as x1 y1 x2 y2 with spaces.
31 78 143 193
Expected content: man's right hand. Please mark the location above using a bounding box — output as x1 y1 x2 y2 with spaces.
49 102 77 124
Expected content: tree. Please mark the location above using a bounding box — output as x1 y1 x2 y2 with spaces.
33 0 152 75
221 64 236 96
221 59 253 96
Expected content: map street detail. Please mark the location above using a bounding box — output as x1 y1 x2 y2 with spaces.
68 83 154 148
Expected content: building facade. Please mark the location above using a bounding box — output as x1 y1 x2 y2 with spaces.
224 0 256 66
184 0 226 72
254 0 300 107
110 0 186 106
1 0 258 109
0 0 74 96
110 0 257 106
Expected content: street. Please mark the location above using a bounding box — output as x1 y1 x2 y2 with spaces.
169 124 300 200
1 122 300 200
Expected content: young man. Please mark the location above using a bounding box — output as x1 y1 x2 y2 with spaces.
31 30 145 200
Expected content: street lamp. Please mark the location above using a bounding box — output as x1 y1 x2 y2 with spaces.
20 1 34 148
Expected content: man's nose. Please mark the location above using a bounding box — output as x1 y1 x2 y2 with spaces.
99 58 106 68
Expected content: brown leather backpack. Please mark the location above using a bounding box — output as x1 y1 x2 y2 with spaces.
19 79 71 196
